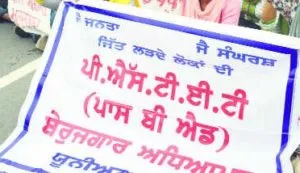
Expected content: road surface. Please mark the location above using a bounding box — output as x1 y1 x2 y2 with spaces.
0 23 42 144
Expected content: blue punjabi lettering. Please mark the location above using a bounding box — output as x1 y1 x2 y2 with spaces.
217 46 243 62
243 54 277 66
76 12 120 31
98 35 127 51
173 53 206 69
261 58 277 66
214 64 234 76
50 152 130 173
217 46 277 67
196 39 209 55
132 45 166 60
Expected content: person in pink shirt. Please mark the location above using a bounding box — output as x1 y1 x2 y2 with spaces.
183 0 241 25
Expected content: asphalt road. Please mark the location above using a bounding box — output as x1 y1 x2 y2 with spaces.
0 23 42 144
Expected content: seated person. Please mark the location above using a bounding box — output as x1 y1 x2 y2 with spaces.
183 0 241 25
111 0 241 25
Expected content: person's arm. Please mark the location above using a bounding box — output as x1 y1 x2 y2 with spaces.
220 0 241 25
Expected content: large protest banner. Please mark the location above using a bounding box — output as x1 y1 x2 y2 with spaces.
8 0 51 35
1 0 300 172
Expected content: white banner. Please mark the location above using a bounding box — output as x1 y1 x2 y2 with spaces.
8 0 51 35
1 0 300 172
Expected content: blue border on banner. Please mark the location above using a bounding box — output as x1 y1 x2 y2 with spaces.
0 1 298 172
0 158 49 173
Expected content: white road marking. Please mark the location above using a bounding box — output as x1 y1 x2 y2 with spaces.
0 58 41 89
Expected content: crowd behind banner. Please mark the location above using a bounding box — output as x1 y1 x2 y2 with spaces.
0 0 300 172
0 0 299 50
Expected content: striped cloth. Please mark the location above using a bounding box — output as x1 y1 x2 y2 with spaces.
289 5 300 37
270 0 299 25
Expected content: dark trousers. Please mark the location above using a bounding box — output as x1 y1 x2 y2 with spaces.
0 0 7 16
0 0 7 8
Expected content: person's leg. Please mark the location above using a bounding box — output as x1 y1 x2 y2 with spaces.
0 7 9 22
0 0 10 21
0 6 6 16
0 0 8 8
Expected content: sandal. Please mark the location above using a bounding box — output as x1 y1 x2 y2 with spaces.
14 26 31 38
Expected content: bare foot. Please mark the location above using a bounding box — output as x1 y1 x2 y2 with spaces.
2 13 10 21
